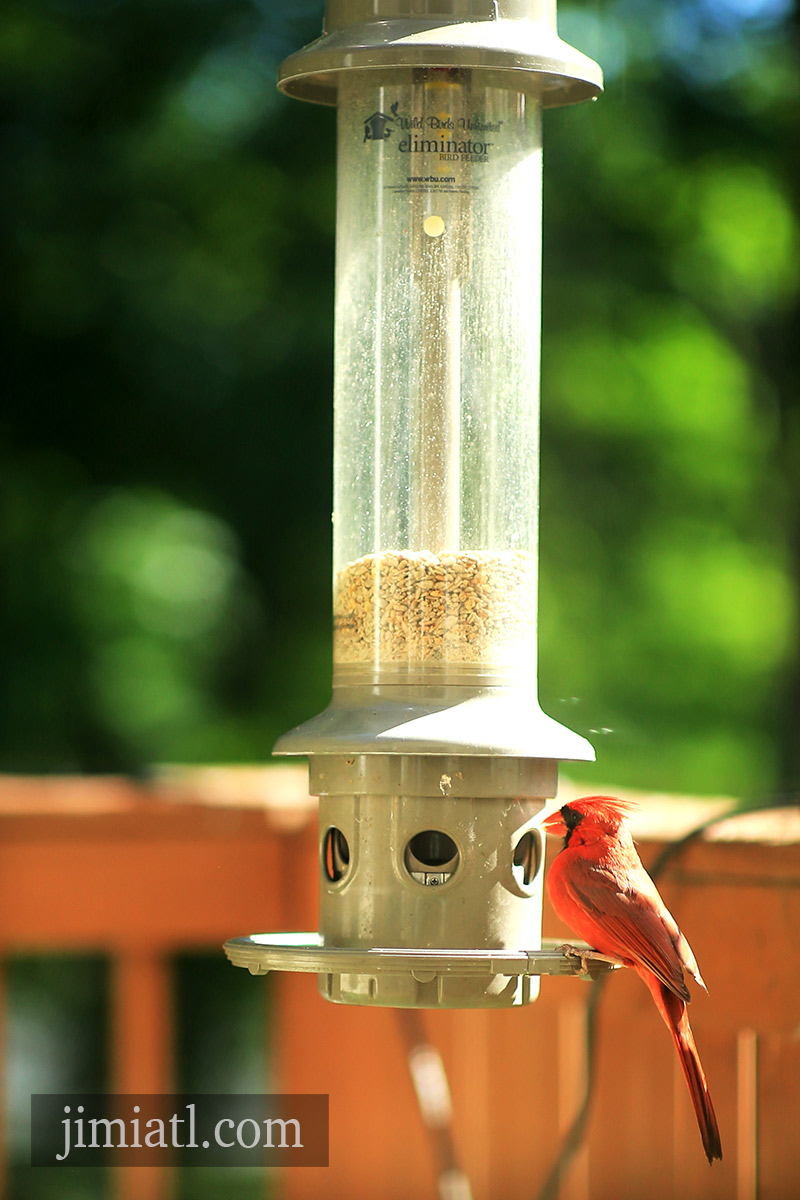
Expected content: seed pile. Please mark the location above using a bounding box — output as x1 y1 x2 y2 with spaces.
333 549 537 665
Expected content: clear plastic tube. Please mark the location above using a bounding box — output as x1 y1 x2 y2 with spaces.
333 69 542 685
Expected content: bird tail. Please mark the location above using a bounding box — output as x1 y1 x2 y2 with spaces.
673 1013 723 1162
647 976 723 1162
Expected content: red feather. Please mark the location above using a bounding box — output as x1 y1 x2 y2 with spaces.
545 795 722 1163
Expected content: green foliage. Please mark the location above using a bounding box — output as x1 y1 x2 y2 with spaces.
2 0 334 769
539 0 800 794
2 0 799 796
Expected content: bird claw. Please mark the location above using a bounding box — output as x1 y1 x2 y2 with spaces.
557 944 622 976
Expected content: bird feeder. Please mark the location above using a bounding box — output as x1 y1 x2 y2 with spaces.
226 0 606 1007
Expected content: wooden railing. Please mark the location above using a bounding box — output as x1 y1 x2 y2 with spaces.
0 769 798 1199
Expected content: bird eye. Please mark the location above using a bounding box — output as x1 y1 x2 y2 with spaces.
562 806 583 831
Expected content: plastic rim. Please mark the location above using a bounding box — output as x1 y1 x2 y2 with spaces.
224 933 618 979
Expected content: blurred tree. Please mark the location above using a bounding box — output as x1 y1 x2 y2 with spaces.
2 0 336 769
539 0 800 795
1 0 797 797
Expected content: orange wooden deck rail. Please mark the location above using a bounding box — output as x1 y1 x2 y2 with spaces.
0 769 798 1200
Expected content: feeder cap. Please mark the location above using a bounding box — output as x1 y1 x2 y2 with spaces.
278 0 603 108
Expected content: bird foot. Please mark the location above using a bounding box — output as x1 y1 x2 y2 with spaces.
557 944 622 976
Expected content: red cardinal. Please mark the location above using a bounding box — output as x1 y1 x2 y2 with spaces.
543 795 722 1162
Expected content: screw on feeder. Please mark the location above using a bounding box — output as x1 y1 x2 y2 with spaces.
225 0 609 1009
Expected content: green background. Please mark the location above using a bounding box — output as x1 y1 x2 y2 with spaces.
3 0 799 798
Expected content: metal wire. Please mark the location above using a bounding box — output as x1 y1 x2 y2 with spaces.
396 1007 474 1200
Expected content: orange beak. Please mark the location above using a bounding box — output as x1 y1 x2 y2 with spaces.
541 809 567 837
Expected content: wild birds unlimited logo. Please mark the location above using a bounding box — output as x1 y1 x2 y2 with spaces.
363 107 397 142
362 101 500 162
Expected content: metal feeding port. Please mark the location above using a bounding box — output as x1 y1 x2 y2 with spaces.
405 828 459 887
225 0 611 1008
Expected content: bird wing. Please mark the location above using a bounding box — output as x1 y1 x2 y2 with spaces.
559 855 692 1002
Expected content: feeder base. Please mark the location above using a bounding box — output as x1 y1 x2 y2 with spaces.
223 933 618 1008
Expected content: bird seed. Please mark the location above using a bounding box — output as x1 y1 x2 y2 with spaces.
333 549 537 667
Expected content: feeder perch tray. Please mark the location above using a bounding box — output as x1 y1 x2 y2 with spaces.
224 934 618 1007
